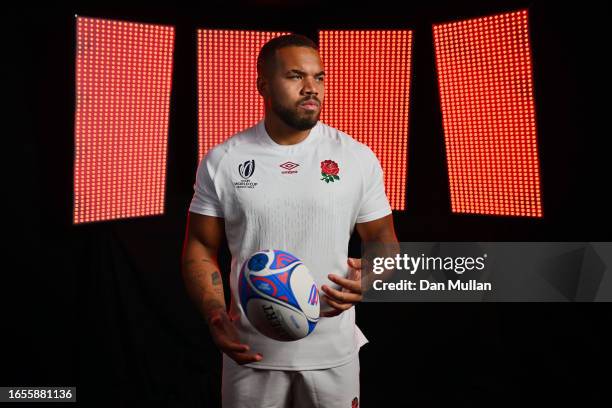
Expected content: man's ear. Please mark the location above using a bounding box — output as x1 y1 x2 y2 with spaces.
256 76 268 98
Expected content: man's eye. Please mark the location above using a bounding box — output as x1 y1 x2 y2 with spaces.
289 75 301 79
317 77 325 82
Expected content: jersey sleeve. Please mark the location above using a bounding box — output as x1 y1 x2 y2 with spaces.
188 146 225 218
356 145 392 223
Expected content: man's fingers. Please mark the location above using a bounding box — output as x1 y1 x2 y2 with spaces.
232 352 263 365
209 315 222 326
348 267 362 282
209 314 262 364
219 340 250 353
321 285 362 304
210 321 251 353
348 258 362 269
323 275 361 294
327 274 362 293
347 259 363 281
320 308 343 318
322 295 353 311
320 263 365 318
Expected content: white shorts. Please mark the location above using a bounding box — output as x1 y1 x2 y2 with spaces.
221 353 361 408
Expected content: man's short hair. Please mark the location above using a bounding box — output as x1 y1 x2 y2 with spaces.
257 34 319 78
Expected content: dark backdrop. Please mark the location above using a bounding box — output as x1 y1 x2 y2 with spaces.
7 1 609 407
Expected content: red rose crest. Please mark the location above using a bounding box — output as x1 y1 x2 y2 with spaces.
320 160 340 183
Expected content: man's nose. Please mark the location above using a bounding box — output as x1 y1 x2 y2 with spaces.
301 77 318 95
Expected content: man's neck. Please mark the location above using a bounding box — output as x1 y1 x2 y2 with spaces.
264 113 314 146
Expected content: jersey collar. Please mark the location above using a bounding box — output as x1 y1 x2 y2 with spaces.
256 119 322 152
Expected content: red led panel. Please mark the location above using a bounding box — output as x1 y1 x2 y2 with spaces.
74 17 175 224
319 30 413 211
433 10 543 217
197 30 291 161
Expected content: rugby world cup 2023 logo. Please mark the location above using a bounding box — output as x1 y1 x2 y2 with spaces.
239 160 255 179
235 160 258 189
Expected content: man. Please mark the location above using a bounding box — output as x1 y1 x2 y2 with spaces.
182 34 398 408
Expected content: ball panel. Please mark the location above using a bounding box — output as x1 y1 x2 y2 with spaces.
290 264 321 321
307 319 317 335
270 250 300 270
246 298 309 341
248 253 269 272
247 265 303 312
251 275 278 297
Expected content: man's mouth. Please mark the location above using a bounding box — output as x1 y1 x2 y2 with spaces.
299 101 319 111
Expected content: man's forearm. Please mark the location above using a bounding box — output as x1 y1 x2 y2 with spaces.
362 230 401 288
363 229 400 260
181 257 227 323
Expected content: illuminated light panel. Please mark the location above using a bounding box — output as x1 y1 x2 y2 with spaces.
197 30 291 161
319 30 412 211
74 17 175 224
433 10 543 217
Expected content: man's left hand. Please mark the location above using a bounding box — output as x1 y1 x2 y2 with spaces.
320 258 363 317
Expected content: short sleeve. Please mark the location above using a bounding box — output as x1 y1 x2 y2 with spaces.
356 146 392 223
188 147 225 218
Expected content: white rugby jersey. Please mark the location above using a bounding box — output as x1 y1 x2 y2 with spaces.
189 119 392 370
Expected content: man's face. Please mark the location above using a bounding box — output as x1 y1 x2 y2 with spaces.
259 46 325 131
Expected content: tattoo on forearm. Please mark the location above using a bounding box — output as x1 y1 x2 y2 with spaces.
204 298 223 310
203 299 225 322
211 271 221 285
182 260 225 313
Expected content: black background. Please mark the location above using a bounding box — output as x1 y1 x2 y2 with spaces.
6 1 610 407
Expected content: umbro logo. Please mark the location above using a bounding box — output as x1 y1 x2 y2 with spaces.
279 161 299 174
280 161 299 170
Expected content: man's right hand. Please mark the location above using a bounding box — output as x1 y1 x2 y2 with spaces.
208 311 263 365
